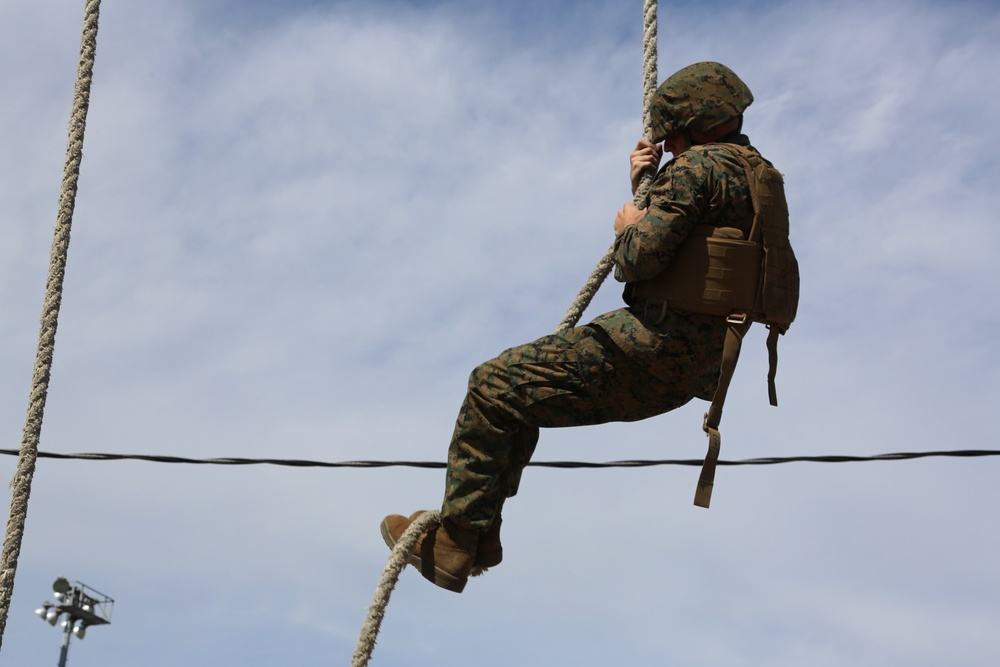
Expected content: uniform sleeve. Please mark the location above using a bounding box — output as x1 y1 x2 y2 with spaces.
613 152 709 283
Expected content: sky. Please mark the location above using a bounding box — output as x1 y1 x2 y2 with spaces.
1 0 999 665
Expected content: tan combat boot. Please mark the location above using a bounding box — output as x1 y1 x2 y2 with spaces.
473 497 505 573
380 512 478 593
471 517 502 575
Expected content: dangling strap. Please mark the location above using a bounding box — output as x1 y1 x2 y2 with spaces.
694 422 722 509
694 317 752 508
766 325 781 407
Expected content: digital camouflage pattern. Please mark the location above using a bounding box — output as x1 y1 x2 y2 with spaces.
443 315 727 531
649 61 753 143
440 65 763 533
614 134 756 288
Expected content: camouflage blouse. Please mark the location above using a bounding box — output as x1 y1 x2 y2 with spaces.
588 133 763 397
613 132 757 284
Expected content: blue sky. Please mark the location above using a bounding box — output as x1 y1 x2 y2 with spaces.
1 1 999 665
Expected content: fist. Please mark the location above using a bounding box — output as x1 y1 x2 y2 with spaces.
614 202 643 235
629 139 663 193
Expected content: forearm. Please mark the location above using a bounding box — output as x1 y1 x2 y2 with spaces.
615 151 707 282
613 207 694 282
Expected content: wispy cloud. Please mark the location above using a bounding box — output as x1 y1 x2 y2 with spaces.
2 1 999 665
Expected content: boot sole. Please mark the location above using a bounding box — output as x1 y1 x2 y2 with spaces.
380 518 468 593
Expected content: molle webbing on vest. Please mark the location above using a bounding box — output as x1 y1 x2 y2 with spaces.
739 146 798 333
630 225 762 316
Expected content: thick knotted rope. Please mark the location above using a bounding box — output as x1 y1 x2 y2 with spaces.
0 0 102 648
352 2 659 664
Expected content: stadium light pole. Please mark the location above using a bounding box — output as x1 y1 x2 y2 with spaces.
34 577 113 667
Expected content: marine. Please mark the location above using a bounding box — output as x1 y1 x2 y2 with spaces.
381 61 793 593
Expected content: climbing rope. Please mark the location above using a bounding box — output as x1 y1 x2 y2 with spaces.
0 0 102 648
351 510 442 667
556 0 657 333
354 3 659 664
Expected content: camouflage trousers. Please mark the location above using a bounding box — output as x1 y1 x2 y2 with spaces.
442 309 726 532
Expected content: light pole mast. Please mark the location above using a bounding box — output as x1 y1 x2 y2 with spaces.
57 608 71 667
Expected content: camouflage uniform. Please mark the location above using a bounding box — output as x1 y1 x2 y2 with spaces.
442 63 768 532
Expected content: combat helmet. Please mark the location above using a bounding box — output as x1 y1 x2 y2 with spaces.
649 62 753 143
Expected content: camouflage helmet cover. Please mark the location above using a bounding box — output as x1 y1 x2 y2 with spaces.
649 61 754 143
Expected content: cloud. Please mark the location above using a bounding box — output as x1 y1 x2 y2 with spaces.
2 1 999 666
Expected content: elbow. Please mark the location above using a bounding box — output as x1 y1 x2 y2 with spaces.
614 258 662 284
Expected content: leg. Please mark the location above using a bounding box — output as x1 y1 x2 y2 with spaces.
442 324 693 531
382 322 698 592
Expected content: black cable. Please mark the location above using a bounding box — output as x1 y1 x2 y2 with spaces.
1 448 997 469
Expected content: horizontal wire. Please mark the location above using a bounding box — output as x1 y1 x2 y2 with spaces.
1 448 998 469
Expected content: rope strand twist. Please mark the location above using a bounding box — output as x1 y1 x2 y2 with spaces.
352 511 442 667
355 2 658 664
556 0 657 334
0 0 102 647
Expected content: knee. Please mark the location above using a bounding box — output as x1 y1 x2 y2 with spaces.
466 356 521 415
468 355 505 390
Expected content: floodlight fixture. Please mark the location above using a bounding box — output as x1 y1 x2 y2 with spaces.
34 577 113 667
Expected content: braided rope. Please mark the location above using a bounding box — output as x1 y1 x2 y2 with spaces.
353 3 660 664
0 0 101 647
555 0 657 334
352 511 442 667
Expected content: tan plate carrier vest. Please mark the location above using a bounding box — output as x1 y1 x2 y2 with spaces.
630 142 800 508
